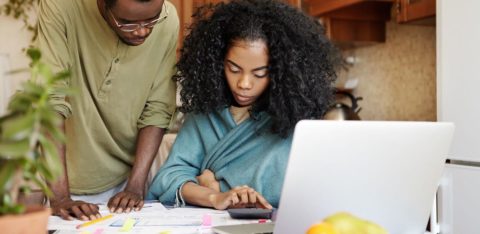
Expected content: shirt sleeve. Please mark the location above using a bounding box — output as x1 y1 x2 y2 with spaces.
146 114 205 203
35 0 72 119
137 4 179 129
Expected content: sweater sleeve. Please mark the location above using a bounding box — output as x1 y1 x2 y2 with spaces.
137 2 179 129
146 114 205 203
35 0 72 118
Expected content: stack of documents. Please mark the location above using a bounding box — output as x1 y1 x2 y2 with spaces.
48 202 262 234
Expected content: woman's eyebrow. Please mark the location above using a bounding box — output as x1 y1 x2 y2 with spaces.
226 60 268 71
226 60 241 68
252 66 268 72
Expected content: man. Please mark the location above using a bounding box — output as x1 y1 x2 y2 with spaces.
36 0 178 220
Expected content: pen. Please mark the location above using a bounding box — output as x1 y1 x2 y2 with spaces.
76 214 114 229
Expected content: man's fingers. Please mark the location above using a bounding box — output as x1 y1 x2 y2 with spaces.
116 196 130 213
125 198 137 213
109 198 120 212
108 196 120 212
79 204 96 220
88 204 101 218
70 206 88 221
134 200 144 211
58 209 73 221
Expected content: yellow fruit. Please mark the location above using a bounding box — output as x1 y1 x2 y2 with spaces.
363 220 388 234
323 212 388 234
306 222 337 234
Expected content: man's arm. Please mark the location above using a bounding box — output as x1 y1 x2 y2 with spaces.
49 119 100 221
107 126 164 213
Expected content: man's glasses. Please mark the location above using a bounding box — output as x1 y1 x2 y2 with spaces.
109 2 169 33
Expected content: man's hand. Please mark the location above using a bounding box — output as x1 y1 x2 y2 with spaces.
51 198 101 221
107 190 144 213
197 169 220 192
106 126 163 213
209 185 273 210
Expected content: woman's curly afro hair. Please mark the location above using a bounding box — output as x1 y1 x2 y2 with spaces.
175 0 340 137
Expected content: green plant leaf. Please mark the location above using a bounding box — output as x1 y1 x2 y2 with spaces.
22 81 44 97
0 161 16 193
41 121 65 143
27 48 41 62
0 194 25 215
38 135 62 179
29 173 52 198
7 92 36 113
37 63 53 80
1 114 34 140
36 160 54 181
0 140 29 159
51 70 71 83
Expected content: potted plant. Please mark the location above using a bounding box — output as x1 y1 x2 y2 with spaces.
0 48 70 233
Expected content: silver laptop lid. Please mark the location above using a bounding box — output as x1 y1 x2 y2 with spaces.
274 120 454 234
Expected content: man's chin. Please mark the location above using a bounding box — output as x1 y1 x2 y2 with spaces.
120 37 146 46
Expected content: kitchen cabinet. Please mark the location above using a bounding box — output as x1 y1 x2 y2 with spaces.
395 0 435 25
303 0 393 47
170 0 225 57
170 0 301 57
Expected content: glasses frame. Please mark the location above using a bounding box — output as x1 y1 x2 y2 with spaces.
109 2 169 33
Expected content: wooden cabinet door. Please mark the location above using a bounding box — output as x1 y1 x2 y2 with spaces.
170 0 301 56
396 0 435 23
170 0 227 57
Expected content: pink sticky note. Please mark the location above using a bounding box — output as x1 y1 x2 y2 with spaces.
202 214 212 226
92 229 104 234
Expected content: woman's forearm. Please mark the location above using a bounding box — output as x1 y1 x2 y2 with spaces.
181 181 219 208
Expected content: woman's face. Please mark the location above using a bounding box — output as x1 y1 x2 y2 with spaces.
224 39 270 107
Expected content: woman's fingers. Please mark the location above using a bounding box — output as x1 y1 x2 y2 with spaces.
247 189 257 205
239 190 249 204
225 185 273 209
230 192 240 206
254 191 273 209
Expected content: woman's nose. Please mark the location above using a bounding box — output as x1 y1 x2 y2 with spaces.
238 75 253 90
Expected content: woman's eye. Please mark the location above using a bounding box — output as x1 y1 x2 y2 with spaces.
228 67 240 73
254 72 268 78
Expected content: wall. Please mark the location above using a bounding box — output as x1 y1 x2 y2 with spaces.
338 21 436 121
0 0 36 114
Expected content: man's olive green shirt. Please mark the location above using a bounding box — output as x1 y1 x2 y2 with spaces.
36 0 178 194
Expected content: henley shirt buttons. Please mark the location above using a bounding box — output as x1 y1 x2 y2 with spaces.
114 58 120 63
105 80 112 85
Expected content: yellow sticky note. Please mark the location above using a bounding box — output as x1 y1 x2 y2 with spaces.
159 231 171 234
120 218 136 232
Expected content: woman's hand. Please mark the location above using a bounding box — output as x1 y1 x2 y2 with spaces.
197 169 221 192
208 185 273 210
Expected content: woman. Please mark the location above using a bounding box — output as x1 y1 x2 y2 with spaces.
147 0 339 209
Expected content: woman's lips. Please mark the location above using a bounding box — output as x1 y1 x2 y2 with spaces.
235 93 253 103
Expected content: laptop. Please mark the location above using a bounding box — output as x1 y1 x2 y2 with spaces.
213 120 454 234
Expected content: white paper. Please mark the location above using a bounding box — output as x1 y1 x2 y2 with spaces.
48 203 263 234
